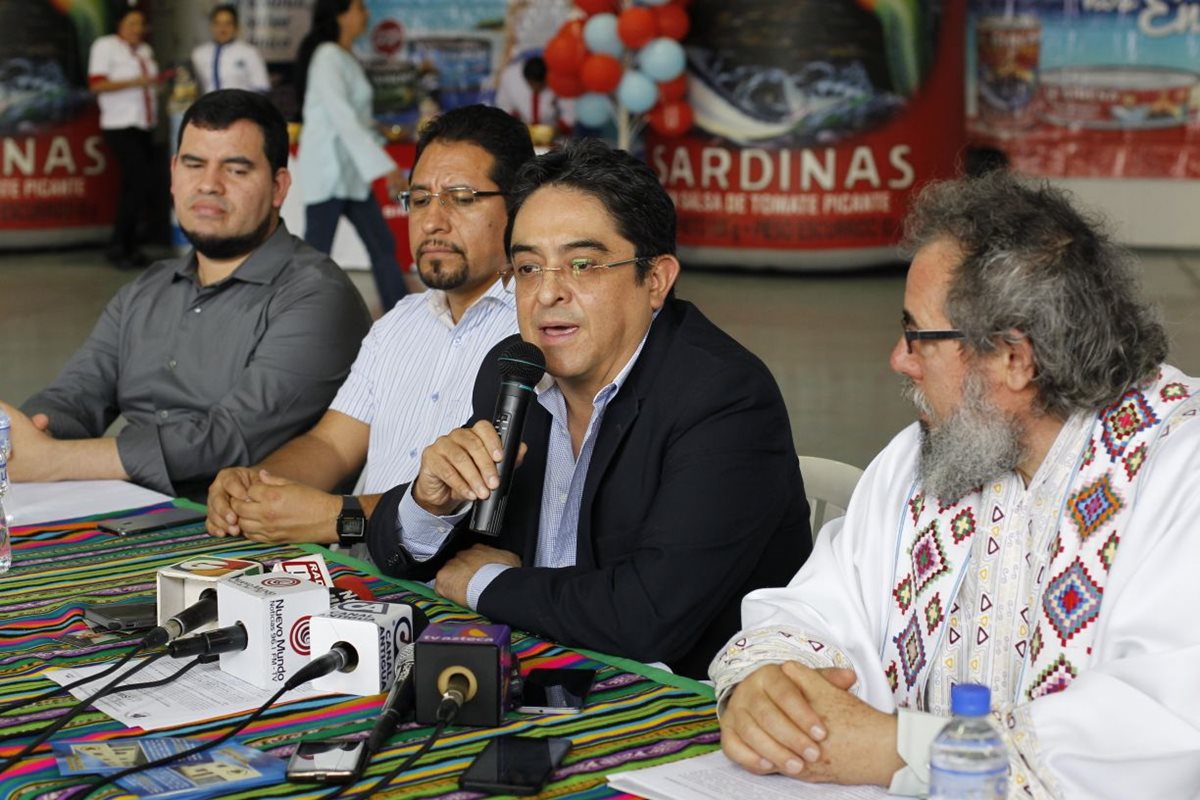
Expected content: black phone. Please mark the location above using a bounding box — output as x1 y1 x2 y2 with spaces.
516 667 596 715
96 507 207 536
285 738 368 784
82 600 158 632
459 735 572 796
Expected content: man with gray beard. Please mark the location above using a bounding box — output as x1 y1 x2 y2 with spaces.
710 172 1200 798
4 90 369 500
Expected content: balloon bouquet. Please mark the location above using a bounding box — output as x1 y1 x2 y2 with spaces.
541 0 693 149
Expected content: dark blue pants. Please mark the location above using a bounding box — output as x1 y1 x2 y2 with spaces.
305 196 408 311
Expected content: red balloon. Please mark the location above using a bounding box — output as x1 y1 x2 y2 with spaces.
580 53 623 94
560 19 585 41
575 0 616 14
658 73 688 102
547 69 584 99
653 4 690 41
543 33 585 75
617 7 657 49
648 100 693 136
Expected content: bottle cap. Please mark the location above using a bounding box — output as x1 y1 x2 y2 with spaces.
950 683 991 717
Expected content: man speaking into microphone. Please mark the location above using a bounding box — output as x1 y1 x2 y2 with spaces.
367 140 810 678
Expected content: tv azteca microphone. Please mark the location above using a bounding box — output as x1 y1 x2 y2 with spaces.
469 339 546 535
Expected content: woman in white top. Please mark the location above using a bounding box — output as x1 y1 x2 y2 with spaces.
88 6 164 268
295 0 408 310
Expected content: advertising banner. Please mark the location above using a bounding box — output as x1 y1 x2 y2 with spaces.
647 0 966 270
0 0 118 247
967 0 1200 178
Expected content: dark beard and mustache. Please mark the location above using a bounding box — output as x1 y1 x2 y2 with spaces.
416 241 469 290
181 212 273 261
902 370 1026 504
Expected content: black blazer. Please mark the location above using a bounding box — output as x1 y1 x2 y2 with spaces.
368 298 811 678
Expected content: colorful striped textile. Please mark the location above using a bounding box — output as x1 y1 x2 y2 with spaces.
0 502 719 798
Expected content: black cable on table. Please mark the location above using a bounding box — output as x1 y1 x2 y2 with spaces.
0 652 167 774
0 639 149 717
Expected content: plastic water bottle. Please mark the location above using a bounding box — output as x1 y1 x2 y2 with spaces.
0 408 10 494
0 458 10 575
929 683 1008 799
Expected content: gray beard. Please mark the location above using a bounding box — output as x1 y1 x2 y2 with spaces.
902 371 1025 504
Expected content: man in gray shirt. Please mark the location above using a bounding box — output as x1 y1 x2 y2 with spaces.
2 89 370 500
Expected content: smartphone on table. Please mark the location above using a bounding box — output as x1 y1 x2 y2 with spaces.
459 734 572 796
82 600 158 632
96 507 206 536
285 738 368 784
516 667 596 715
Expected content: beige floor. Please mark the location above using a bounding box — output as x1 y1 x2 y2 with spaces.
1 246 1197 470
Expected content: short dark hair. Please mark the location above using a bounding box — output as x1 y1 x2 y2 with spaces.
178 89 289 173
505 139 676 282
904 171 1169 416
210 3 238 24
115 5 146 26
522 56 547 84
411 104 535 195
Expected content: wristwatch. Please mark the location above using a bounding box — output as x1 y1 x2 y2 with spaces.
336 495 367 546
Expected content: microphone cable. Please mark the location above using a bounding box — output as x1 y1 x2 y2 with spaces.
321 671 469 800
0 638 150 718
0 652 167 774
81 643 360 798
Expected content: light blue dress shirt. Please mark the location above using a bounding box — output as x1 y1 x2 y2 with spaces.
394 322 655 610
297 42 395 205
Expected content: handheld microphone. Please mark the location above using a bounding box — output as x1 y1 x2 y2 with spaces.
469 339 546 535
167 622 248 658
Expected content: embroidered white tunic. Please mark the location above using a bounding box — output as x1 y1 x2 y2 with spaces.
711 366 1200 799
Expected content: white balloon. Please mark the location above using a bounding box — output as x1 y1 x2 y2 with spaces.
639 37 686 82
583 13 624 58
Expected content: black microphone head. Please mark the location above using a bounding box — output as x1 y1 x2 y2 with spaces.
496 340 546 387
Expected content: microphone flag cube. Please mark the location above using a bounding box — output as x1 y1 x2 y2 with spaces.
309 601 419 696
414 622 512 727
217 573 330 690
156 557 262 633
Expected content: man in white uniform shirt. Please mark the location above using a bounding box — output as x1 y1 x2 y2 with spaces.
205 105 533 548
192 4 269 95
711 173 1200 797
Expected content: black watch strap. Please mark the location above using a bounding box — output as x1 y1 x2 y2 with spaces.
336 495 367 546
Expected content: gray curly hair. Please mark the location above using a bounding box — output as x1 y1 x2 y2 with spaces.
903 171 1168 417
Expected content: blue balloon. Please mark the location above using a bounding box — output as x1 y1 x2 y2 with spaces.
576 93 614 127
617 70 658 114
583 14 623 58
638 38 686 82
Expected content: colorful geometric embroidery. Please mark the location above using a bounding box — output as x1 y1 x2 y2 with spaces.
1027 653 1078 700
893 615 927 690
1043 560 1104 646
1098 531 1120 572
1067 474 1122 541
909 492 925 525
1029 625 1043 662
1100 390 1158 460
1161 382 1189 402
911 522 949 595
924 593 943 635
936 495 958 513
893 574 914 614
1081 438 1096 470
1123 443 1147 481
885 661 899 693
950 508 976 544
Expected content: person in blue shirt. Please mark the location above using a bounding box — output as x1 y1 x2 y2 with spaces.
295 0 408 310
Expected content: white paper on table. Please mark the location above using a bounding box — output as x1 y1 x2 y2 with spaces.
607 751 894 800
8 481 172 527
44 657 336 731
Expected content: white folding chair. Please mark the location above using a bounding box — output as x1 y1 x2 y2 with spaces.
797 456 864 539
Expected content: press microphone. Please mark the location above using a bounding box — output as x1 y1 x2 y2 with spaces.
155 556 262 636
414 622 513 727
469 339 546 535
309 601 427 696
366 642 416 756
167 622 248 658
144 588 218 647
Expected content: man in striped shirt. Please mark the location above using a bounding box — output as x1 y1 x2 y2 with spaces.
205 105 533 547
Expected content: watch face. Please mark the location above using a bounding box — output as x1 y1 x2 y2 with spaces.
339 517 366 537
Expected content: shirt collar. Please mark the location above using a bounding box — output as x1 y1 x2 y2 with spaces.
423 274 515 329
173 220 294 286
